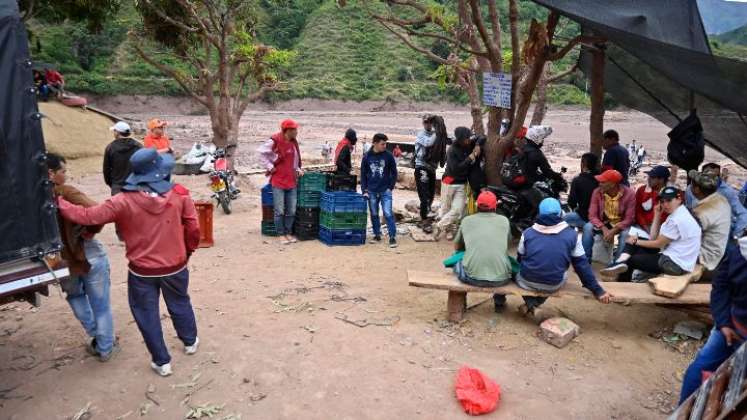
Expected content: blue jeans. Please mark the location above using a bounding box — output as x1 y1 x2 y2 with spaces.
61 240 115 355
563 211 587 229
272 187 297 236
680 328 744 403
128 268 198 366
368 190 396 238
580 222 628 262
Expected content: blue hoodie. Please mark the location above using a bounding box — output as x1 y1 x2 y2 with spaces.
711 241 747 332
361 149 397 194
517 214 605 296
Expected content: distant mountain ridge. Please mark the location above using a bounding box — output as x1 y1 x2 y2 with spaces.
715 23 747 44
697 0 747 34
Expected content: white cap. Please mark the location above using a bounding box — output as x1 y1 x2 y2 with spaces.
110 121 131 133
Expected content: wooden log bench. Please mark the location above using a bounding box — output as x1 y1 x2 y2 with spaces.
408 270 713 322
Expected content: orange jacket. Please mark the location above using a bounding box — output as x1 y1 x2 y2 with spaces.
144 133 171 151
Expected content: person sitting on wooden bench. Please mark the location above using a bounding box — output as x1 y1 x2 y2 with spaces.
679 230 747 403
602 186 701 282
453 191 513 312
516 198 611 319
689 170 731 278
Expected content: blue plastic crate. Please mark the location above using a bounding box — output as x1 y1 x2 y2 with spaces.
261 184 273 206
318 227 366 246
320 191 367 213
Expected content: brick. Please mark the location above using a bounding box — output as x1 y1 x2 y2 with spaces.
539 317 581 348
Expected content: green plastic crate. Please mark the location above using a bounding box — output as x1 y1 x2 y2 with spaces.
261 221 278 236
298 190 322 208
298 172 329 192
319 211 368 230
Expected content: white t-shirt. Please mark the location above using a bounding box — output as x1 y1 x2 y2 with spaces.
660 205 702 272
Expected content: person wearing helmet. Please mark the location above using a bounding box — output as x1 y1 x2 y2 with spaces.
520 125 562 187
144 119 172 154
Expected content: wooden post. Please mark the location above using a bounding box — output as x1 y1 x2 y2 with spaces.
447 291 467 322
589 43 606 158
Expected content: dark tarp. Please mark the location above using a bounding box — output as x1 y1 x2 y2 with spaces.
0 0 61 263
531 0 747 168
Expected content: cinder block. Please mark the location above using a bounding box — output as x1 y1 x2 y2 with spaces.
540 317 581 348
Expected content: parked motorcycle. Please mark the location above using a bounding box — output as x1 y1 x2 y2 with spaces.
209 148 239 214
489 167 568 236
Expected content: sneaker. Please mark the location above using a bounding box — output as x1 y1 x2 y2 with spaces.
369 235 382 244
86 338 98 357
601 263 629 277
185 337 199 355
389 238 398 248
99 342 121 363
151 362 173 377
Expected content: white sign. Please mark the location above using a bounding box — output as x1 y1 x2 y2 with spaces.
483 72 512 109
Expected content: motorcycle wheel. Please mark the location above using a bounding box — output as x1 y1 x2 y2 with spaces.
219 191 232 215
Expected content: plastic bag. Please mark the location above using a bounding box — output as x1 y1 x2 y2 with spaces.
183 143 208 164
455 366 501 415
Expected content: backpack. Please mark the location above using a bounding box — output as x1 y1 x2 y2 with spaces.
500 153 527 188
667 110 705 172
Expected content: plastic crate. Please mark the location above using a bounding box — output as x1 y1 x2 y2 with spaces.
194 201 214 248
320 211 367 230
298 172 329 192
297 190 322 208
296 207 320 224
327 174 358 192
261 221 278 236
261 184 273 206
320 191 367 213
262 205 274 221
294 221 319 241
318 227 366 246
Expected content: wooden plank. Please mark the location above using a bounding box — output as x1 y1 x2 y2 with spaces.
408 270 712 305
691 376 713 420
704 370 731 420
238 164 335 176
86 105 127 123
724 345 747 410
716 389 747 420
649 265 705 298
672 395 696 420
447 291 466 322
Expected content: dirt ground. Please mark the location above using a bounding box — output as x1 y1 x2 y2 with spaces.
0 104 725 419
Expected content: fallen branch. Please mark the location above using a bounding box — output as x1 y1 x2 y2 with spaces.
334 314 401 328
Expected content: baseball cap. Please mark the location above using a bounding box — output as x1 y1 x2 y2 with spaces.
281 119 299 131
689 170 719 191
476 191 497 210
658 186 682 200
539 198 562 216
594 169 623 184
147 119 167 130
517 126 528 139
110 121 131 134
645 165 671 179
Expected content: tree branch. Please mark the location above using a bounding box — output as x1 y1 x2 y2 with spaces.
487 0 501 49
130 36 209 108
508 0 520 119
547 63 578 83
548 35 582 61
21 0 36 22
376 19 451 65
142 0 199 34
467 0 501 70
173 0 222 48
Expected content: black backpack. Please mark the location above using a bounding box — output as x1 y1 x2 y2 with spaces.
500 153 528 189
667 110 705 172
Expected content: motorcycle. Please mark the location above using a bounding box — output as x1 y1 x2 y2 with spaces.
489 167 568 236
209 148 239 214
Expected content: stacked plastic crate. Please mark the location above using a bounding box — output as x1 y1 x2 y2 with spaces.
319 191 368 246
294 172 328 240
260 184 277 236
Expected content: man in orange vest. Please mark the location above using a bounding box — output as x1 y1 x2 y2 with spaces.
144 119 173 154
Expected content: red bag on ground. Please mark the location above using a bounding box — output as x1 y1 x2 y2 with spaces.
455 366 501 415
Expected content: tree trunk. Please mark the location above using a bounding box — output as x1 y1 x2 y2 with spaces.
530 62 551 126
484 108 507 187
466 70 485 136
589 45 606 158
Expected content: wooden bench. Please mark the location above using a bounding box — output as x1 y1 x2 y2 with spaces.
408 270 713 322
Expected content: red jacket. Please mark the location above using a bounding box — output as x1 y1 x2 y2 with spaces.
635 185 669 229
58 185 200 276
588 185 636 230
268 132 302 190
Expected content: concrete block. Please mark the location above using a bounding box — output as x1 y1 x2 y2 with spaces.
540 317 581 349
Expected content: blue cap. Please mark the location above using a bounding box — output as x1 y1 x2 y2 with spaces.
646 165 670 179
123 148 175 195
539 198 562 216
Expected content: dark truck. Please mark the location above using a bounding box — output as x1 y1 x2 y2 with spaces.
0 0 69 306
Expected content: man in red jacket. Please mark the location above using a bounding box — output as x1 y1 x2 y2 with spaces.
258 119 304 244
58 148 200 377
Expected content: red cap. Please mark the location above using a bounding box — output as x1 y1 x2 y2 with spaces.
476 191 498 210
281 119 299 131
517 126 528 138
595 169 623 184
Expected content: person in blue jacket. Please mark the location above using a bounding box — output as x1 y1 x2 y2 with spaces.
679 234 747 403
516 198 612 319
361 133 399 248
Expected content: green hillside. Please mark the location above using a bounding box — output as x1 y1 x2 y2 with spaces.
26 0 585 105
715 24 747 45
